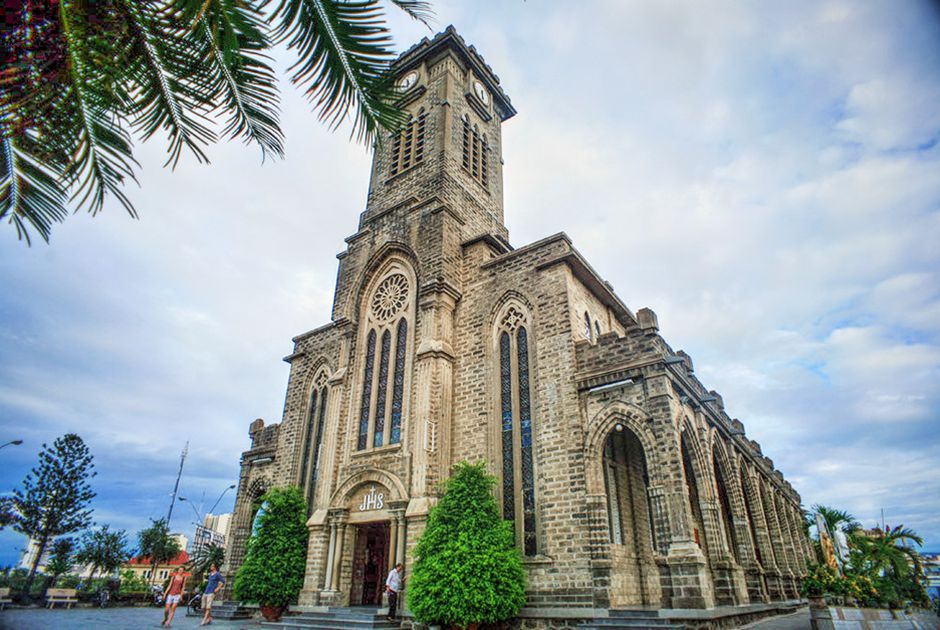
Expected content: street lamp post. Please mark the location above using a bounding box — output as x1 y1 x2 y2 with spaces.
0 440 23 450
207 484 237 516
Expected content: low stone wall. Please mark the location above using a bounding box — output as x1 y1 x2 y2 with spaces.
810 605 921 629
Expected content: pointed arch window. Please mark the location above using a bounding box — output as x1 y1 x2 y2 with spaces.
299 372 330 509
357 269 413 451
496 305 538 556
390 109 428 176
462 115 489 188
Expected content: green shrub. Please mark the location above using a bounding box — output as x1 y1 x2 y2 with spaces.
233 486 308 608
118 569 150 594
408 461 526 625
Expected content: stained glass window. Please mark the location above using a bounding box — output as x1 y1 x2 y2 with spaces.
390 319 407 444
311 389 328 485
499 331 514 524
358 330 376 450
517 327 537 556
604 436 624 545
373 330 391 447
298 389 318 486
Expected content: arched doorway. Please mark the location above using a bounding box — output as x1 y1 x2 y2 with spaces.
602 424 658 607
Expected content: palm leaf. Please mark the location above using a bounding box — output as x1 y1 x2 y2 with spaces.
265 0 410 144
118 0 217 167
175 0 285 159
388 0 434 27
59 1 140 216
1 133 70 244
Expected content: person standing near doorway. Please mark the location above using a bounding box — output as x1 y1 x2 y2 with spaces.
385 562 403 621
200 564 225 626
161 565 190 627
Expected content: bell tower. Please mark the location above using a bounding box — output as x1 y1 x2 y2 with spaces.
360 26 516 241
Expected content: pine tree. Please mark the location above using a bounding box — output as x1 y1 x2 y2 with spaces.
10 434 96 593
408 461 526 626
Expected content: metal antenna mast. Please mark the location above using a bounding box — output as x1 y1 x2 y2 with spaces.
166 441 189 528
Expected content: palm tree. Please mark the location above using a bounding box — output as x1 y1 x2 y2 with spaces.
852 525 923 579
810 504 862 536
1 0 433 244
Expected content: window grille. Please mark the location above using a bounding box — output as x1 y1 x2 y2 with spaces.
357 330 376 450
390 110 428 176
461 115 489 188
390 319 407 444
499 331 515 523
373 330 391 447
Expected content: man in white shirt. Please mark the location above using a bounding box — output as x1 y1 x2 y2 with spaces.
385 562 404 621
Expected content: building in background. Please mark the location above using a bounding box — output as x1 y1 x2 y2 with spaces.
170 533 189 553
923 553 940 600
192 513 231 558
124 550 190 583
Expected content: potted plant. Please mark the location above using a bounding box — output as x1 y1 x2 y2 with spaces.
233 487 308 622
408 461 526 630
801 564 838 608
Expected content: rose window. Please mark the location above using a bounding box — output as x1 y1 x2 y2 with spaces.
371 274 409 321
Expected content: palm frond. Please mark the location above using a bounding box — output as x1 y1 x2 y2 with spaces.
175 0 285 159
388 0 434 28
265 0 410 144
1 133 70 244
118 0 217 167
59 1 140 216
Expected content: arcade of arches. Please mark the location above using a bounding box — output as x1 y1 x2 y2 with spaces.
225 27 812 621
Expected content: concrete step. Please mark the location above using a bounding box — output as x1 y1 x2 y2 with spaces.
581 625 684 630
211 602 253 620
262 607 402 630
588 618 675 626
609 610 664 619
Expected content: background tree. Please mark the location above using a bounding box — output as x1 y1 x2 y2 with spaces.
233 486 308 611
45 537 75 586
8 434 96 594
136 518 181 585
1 0 433 244
75 525 131 581
408 461 526 626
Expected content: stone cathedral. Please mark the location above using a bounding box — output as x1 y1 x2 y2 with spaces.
227 28 812 624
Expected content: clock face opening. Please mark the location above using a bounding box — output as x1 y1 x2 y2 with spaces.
399 72 418 91
473 81 489 104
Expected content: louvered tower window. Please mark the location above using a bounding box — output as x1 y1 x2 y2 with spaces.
461 115 489 188
389 109 428 176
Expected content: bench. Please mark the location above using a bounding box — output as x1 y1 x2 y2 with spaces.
45 588 78 609
0 587 10 610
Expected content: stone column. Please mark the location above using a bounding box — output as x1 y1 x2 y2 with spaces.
330 519 348 592
760 477 797 599
387 517 399 569
724 457 767 604
742 464 784 601
396 512 407 567
411 284 458 499
324 520 337 591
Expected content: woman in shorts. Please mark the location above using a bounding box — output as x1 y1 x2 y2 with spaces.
162 565 190 627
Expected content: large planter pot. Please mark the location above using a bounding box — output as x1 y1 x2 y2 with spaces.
260 604 287 621
808 595 827 608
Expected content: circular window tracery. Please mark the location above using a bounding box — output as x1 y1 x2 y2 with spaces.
371 273 409 322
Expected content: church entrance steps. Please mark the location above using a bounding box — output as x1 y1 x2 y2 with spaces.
209 601 253 620
262 607 401 630
582 611 685 630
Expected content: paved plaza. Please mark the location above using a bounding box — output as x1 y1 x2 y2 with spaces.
0 607 262 630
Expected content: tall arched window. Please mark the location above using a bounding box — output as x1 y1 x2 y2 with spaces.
496 304 538 556
389 109 428 176
583 312 592 340
357 267 413 450
462 115 489 187
299 371 330 510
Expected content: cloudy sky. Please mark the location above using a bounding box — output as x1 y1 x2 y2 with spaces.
2 1 939 565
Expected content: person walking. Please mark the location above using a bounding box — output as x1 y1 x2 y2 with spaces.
385 562 403 621
161 565 190 627
200 564 226 626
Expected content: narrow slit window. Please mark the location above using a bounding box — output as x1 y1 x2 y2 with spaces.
357 330 376 450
